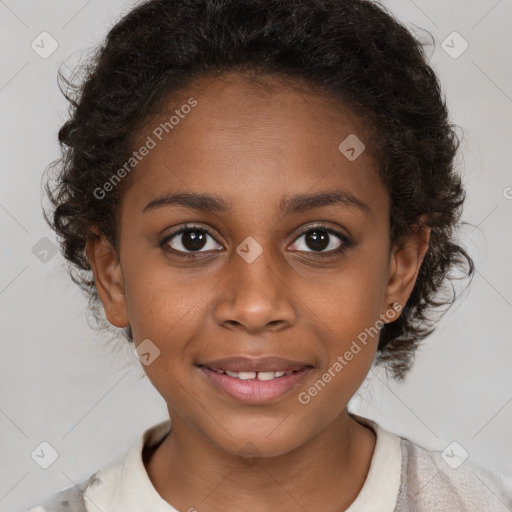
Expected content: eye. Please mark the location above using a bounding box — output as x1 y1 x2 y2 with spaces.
160 223 351 259
290 224 350 257
160 224 222 255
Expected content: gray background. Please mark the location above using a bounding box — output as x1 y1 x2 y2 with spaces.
1 0 511 510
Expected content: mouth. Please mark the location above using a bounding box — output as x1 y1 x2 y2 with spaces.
202 368 300 381
197 356 313 404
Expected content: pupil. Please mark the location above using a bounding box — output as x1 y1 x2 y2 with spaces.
306 230 329 251
182 230 206 251
179 229 330 252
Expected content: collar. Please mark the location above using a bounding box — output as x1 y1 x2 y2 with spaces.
345 413 402 512
84 418 175 511
83 414 402 512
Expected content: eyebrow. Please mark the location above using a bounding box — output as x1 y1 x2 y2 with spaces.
142 190 371 216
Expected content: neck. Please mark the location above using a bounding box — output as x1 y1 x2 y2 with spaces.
144 411 376 512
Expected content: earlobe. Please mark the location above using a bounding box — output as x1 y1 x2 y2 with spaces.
382 216 431 322
85 230 130 328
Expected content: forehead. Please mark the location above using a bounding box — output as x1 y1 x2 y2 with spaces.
120 72 388 222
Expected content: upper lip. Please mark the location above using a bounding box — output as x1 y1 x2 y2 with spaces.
198 356 313 372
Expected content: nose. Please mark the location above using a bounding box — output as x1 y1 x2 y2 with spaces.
214 246 297 334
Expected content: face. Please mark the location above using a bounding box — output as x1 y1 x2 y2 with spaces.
86 72 429 458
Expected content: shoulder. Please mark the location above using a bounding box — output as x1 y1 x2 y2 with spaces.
24 472 103 512
395 436 512 511
24 419 171 512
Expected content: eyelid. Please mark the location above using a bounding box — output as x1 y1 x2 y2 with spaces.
294 223 347 240
160 223 223 252
160 222 350 255
291 223 350 254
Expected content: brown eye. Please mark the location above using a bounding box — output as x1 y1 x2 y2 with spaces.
161 226 222 254
303 229 331 251
291 226 348 254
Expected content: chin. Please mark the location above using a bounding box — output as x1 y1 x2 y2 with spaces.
204 417 311 459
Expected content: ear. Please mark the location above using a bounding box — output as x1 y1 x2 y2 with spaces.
85 229 130 328
382 215 431 322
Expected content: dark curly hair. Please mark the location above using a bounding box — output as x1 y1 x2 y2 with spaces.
43 0 474 381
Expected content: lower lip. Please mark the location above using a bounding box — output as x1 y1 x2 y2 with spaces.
199 366 312 404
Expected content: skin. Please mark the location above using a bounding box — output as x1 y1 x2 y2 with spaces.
85 72 430 512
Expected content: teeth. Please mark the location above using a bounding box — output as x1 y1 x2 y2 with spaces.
214 369 298 380
238 371 257 380
257 371 276 381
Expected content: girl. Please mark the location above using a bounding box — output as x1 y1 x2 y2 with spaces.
30 0 512 510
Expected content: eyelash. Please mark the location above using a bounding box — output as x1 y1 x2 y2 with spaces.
160 223 351 260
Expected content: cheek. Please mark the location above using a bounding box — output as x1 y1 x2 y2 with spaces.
124 262 217 398
307 254 387 378
311 262 387 334
295 315 377 434
124 270 206 405
123 259 213 343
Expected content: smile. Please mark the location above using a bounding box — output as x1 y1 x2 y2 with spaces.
198 365 313 404
207 368 299 380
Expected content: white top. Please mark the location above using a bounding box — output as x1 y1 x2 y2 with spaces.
27 413 512 512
